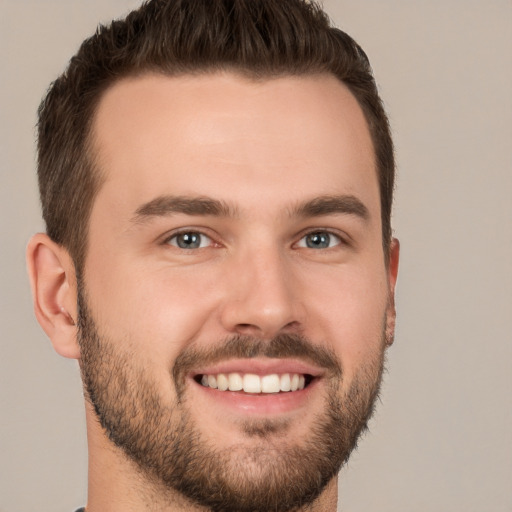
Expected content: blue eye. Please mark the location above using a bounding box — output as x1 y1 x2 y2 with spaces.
298 231 341 249
167 232 212 249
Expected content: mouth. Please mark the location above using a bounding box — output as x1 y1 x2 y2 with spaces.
194 372 315 394
188 358 324 415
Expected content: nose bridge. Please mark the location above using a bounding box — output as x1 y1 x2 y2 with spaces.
220 239 302 337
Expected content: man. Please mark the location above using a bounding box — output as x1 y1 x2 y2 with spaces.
27 0 399 510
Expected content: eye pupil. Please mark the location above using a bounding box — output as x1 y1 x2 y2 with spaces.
306 232 330 249
177 232 201 249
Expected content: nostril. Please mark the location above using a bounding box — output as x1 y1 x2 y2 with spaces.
234 323 264 336
234 320 303 339
282 320 302 332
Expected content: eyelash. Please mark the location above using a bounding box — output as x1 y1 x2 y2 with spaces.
162 228 349 251
295 230 345 249
163 229 216 250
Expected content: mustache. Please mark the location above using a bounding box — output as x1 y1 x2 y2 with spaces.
172 333 342 393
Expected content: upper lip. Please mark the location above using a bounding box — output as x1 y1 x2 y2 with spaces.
190 357 325 379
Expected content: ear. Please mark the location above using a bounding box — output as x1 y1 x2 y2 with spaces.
26 233 80 359
385 237 400 346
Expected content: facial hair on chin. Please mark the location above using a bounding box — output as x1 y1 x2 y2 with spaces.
76 285 386 512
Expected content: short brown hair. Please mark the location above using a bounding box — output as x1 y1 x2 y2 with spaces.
37 0 395 273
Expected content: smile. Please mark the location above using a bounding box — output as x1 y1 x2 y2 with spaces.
197 372 312 393
190 359 323 415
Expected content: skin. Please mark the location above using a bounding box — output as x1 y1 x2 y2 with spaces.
27 72 399 511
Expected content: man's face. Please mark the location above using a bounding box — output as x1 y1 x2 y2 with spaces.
79 72 398 511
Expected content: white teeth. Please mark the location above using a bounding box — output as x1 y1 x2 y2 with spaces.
217 373 229 391
261 374 280 393
243 374 261 393
207 375 217 389
280 373 291 392
228 372 243 391
199 372 308 393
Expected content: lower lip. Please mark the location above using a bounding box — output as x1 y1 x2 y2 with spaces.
192 378 319 416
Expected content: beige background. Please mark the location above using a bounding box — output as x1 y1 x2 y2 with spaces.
1 1 511 511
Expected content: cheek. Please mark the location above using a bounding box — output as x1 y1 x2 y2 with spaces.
84 254 224 364
303 263 388 377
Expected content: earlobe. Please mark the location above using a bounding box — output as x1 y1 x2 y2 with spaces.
26 233 80 359
385 238 400 346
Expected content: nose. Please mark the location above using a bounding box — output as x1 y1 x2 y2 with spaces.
219 245 304 339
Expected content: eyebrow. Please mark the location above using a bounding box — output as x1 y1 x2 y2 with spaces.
292 195 370 221
131 193 369 224
132 195 237 223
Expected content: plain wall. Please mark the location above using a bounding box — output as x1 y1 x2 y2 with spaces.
1 1 511 511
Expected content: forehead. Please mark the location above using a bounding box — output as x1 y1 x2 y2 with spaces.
90 72 378 221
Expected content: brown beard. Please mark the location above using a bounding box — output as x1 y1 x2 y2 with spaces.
77 285 386 512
